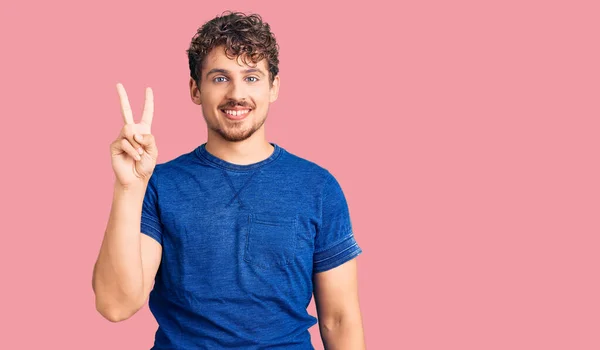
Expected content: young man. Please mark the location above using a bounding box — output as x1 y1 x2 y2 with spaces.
92 11 365 349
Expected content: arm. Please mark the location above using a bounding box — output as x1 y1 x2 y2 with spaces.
92 181 162 322
314 258 366 350
93 83 161 322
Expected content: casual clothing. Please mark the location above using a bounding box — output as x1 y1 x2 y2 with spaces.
141 142 363 349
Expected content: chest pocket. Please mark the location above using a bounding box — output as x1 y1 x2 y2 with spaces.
245 213 299 268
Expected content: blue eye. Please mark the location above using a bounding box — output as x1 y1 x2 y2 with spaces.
213 76 258 83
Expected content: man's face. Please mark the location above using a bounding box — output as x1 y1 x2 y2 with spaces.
190 45 280 142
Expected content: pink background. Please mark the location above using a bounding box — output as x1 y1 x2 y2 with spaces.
1 0 599 348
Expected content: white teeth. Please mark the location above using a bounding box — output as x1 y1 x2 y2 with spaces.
224 109 249 116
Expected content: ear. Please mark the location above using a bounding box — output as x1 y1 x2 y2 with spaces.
269 75 280 103
190 78 202 105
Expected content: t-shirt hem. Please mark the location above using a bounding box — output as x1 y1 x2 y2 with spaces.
313 234 362 273
313 245 362 273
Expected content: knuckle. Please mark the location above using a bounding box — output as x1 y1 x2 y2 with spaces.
122 124 133 136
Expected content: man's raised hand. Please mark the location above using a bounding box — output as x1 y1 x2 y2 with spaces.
110 83 158 188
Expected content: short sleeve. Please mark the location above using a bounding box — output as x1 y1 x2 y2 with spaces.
313 172 363 273
141 173 163 245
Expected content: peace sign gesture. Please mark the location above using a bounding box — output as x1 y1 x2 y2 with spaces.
110 83 159 187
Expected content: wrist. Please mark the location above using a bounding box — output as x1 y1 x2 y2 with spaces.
114 179 148 194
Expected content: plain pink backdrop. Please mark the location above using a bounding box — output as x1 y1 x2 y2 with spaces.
1 0 599 349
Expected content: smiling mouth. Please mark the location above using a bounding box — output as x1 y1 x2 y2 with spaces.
220 109 252 120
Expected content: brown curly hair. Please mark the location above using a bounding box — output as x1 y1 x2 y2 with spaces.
187 11 280 87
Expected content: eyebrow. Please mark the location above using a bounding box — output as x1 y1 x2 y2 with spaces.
205 68 266 79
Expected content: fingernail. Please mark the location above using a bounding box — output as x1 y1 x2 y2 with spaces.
137 147 144 155
135 154 141 161
135 134 143 142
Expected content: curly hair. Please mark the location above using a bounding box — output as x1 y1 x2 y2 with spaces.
187 11 280 87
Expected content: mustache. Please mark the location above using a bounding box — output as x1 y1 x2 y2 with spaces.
219 101 254 109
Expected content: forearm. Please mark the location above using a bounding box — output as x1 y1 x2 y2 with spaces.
93 181 147 321
320 316 366 350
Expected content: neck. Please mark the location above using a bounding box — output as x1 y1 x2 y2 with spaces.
205 132 274 166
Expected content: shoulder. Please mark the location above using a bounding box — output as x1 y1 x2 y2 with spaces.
151 147 200 178
278 145 340 192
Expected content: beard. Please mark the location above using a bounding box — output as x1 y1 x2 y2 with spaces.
203 110 268 142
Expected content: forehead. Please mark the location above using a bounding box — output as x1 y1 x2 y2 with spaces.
203 45 268 72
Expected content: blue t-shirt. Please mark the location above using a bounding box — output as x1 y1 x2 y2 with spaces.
141 142 363 349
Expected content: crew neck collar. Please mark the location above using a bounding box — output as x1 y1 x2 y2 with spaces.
195 142 283 172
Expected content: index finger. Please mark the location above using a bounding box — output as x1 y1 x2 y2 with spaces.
140 87 154 127
116 83 134 125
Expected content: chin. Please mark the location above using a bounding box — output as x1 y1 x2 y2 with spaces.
214 127 256 142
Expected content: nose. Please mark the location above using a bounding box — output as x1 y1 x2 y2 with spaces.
225 78 247 102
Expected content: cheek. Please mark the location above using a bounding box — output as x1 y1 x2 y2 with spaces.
203 95 222 109
253 91 271 105
199 86 220 102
